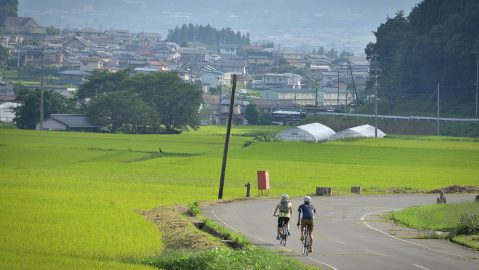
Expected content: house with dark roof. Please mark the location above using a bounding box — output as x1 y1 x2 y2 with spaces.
36 114 101 132
4 17 45 34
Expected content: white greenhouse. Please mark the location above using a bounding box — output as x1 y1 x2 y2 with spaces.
329 124 386 140
276 122 336 142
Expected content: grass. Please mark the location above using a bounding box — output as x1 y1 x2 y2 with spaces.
390 202 479 250
0 126 478 268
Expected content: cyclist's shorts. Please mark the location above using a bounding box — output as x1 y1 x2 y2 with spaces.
301 219 314 232
277 217 290 227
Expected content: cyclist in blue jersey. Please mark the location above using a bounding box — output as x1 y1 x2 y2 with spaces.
297 196 316 252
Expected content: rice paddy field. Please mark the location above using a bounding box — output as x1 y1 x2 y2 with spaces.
1 126 478 269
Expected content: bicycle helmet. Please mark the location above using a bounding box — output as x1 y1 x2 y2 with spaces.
304 196 311 203
281 194 289 201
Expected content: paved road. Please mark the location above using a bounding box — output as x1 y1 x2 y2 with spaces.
203 195 479 270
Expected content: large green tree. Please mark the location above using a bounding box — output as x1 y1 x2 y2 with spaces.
0 0 18 26
13 89 74 129
86 90 157 133
79 71 202 133
365 0 479 115
132 72 202 132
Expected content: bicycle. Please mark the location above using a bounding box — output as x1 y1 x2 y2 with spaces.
274 214 288 246
302 226 311 256
279 220 288 246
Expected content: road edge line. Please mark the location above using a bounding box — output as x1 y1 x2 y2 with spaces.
360 209 467 260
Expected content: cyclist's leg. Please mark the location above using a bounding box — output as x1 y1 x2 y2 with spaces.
284 217 290 235
300 219 305 241
307 220 314 251
277 218 282 239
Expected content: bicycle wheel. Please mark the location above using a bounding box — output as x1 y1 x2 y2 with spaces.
281 225 287 246
303 228 310 256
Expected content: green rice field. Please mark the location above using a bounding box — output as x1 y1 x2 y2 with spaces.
1 127 478 269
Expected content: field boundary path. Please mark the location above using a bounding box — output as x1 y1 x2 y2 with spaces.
202 194 479 270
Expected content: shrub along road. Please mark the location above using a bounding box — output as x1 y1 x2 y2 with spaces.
203 195 479 270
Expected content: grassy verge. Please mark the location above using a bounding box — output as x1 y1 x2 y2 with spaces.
389 202 479 250
137 202 318 270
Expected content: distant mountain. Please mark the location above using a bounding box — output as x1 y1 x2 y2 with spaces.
19 0 421 52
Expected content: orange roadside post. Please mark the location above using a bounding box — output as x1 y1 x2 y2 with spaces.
257 170 270 196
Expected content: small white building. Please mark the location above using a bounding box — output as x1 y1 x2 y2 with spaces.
329 124 386 140
0 102 19 122
276 122 335 142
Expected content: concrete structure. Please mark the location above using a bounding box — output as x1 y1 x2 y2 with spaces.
0 102 19 122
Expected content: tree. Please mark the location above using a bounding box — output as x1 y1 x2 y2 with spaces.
77 70 131 100
86 90 157 133
79 71 203 133
0 0 18 26
245 103 259 125
13 89 74 129
132 72 202 133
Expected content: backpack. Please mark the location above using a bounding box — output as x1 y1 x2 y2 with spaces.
279 200 289 213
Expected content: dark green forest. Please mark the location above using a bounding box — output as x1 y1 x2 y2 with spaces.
167 23 250 48
0 0 18 25
365 0 479 116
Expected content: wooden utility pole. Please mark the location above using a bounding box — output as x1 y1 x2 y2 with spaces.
40 47 45 130
437 83 440 136
476 53 478 117
218 74 237 200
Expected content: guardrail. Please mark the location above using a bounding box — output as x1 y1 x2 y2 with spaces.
314 112 479 122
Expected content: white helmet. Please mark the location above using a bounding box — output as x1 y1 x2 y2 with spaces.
304 196 311 203
281 194 289 201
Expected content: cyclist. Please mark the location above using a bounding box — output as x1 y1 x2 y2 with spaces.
273 194 293 240
297 196 316 252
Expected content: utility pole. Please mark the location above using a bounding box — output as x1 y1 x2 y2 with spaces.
336 72 340 107
437 83 440 136
40 47 45 130
374 76 378 138
218 74 237 200
345 68 349 113
476 53 478 117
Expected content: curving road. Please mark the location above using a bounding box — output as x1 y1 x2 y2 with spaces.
203 195 479 270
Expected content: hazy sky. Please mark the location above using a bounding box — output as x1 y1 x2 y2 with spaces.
19 0 423 51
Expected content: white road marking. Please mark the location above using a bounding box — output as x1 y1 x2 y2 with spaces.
360 209 467 260
364 248 387 257
210 208 339 270
412 263 431 270
328 238 346 244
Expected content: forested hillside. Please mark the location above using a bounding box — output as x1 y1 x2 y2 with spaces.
365 0 479 115
167 24 250 48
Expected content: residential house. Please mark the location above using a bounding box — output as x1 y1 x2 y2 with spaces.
214 59 246 74
218 44 239 56
36 114 101 132
64 37 93 50
321 87 354 107
260 87 316 107
277 51 305 67
19 46 63 66
154 42 180 61
219 72 246 87
4 17 45 35
247 50 273 65
180 47 210 64
215 98 250 125
262 73 303 89
0 82 15 102
79 55 103 72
